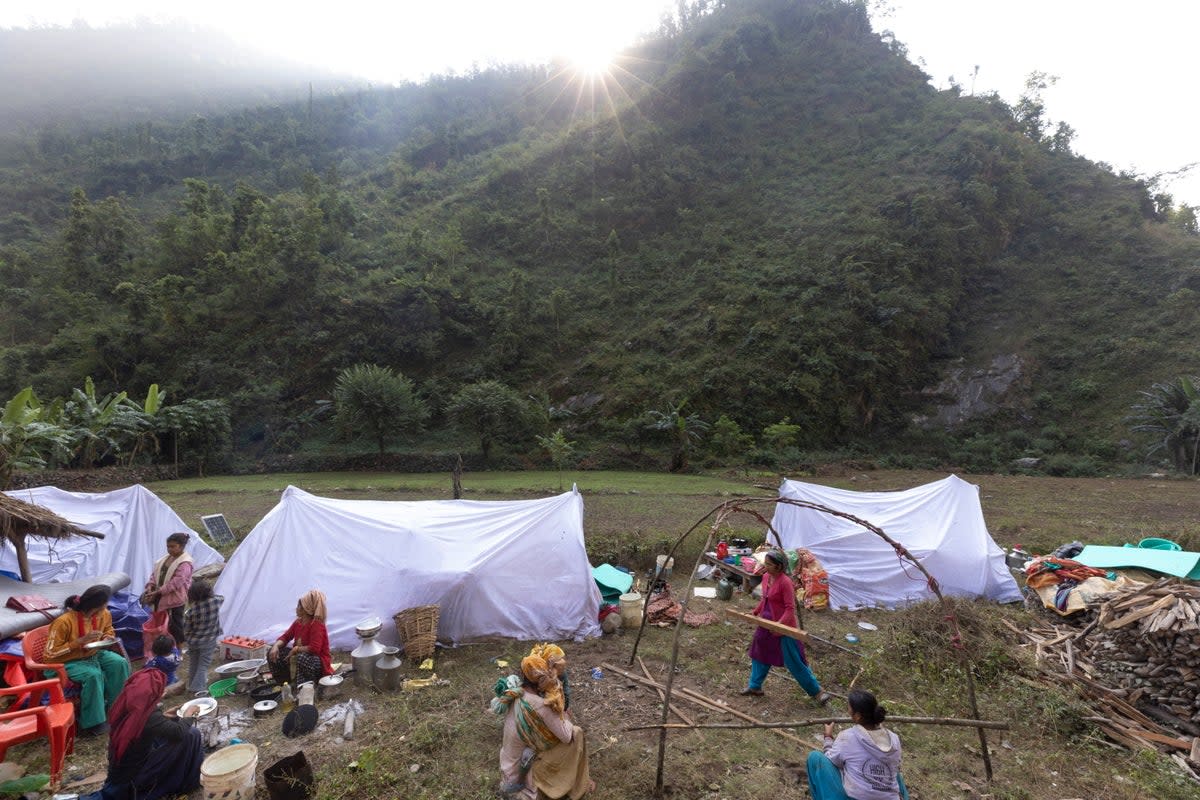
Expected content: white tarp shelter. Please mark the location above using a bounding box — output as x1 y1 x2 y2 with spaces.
215 486 601 650
0 484 224 584
772 475 1021 609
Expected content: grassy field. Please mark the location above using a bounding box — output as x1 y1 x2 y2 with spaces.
20 469 1200 799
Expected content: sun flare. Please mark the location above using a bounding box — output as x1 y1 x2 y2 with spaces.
568 42 616 78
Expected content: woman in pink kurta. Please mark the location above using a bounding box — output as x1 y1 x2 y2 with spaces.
740 549 828 701
144 532 194 647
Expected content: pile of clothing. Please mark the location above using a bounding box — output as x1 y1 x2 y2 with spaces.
1024 555 1125 614
646 584 718 627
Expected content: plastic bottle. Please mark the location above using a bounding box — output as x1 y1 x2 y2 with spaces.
280 682 295 711
716 540 729 560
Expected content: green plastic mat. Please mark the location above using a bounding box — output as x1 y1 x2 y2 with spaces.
592 563 634 603
1075 545 1200 580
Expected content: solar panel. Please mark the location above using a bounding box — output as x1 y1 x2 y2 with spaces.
199 513 236 545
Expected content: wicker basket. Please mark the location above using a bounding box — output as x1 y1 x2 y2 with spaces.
393 604 439 662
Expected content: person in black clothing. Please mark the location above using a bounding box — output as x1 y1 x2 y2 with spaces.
81 667 204 800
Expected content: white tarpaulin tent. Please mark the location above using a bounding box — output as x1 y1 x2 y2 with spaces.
0 484 224 584
215 486 601 650
772 475 1021 609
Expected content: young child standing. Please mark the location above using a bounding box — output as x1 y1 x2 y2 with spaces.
183 582 224 695
144 634 182 687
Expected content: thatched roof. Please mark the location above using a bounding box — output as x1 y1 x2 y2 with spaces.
0 492 104 543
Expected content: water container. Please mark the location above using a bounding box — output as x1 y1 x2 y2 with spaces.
716 578 734 601
374 646 404 692
1138 537 1182 551
201 743 259 800
619 592 643 628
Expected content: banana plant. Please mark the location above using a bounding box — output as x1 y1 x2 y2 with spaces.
62 376 145 468
0 387 72 489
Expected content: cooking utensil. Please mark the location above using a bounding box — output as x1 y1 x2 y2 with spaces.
84 637 118 650
250 685 282 703
179 697 218 718
215 659 267 675
253 700 278 718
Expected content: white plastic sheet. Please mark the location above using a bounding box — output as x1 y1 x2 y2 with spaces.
216 486 601 650
1 484 224 583
772 475 1020 609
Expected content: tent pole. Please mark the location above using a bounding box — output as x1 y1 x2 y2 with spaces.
15 534 31 583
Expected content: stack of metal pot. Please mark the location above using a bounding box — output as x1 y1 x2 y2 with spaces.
350 617 385 688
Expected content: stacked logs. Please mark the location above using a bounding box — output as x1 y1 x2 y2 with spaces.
1010 578 1200 783
1090 579 1200 723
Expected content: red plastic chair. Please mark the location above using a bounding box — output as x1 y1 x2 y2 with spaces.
0 678 76 787
21 625 82 711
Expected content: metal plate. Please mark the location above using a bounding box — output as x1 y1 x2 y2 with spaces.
215 659 267 675
84 637 118 650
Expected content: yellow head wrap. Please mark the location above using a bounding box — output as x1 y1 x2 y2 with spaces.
532 643 567 677
520 654 565 713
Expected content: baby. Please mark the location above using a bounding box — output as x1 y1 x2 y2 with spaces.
144 633 183 692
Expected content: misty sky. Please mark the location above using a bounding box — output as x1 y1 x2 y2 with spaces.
2 1 1196 206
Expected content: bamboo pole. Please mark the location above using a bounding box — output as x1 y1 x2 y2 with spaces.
627 715 1010 732
14 535 31 583
626 494 998 789
637 656 694 727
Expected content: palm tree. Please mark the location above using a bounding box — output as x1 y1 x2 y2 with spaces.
1129 376 1200 475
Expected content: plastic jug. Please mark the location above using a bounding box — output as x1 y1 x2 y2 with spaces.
716 540 729 560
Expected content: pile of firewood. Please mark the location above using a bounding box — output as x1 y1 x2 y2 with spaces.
1008 578 1200 782
1091 579 1200 722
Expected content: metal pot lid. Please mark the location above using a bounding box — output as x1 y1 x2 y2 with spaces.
355 616 383 636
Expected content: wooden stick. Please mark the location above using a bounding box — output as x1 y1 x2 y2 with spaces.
601 663 729 714
627 714 1011 732
725 608 809 642
670 687 816 750
637 656 695 727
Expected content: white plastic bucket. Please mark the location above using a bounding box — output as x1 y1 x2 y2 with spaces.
619 592 643 628
201 743 259 800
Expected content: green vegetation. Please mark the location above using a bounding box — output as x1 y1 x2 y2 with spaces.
0 381 230 487
0 0 1198 478
333 364 427 454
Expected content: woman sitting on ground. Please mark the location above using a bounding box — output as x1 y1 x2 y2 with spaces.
806 689 909 800
491 651 592 800
81 667 205 800
44 585 131 735
267 590 332 686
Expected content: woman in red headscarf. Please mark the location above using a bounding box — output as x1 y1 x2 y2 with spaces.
81 668 205 800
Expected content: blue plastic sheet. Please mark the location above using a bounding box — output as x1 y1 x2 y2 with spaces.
109 590 150 659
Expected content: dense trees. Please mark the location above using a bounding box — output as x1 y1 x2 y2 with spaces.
0 0 1198 474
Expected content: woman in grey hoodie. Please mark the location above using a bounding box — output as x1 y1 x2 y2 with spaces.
805 689 909 800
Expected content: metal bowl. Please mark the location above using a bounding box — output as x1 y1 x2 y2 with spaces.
179 697 218 718
354 616 383 638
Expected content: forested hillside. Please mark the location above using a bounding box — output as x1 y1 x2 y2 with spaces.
1 0 1198 474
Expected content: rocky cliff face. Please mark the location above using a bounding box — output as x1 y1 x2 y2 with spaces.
915 354 1026 429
